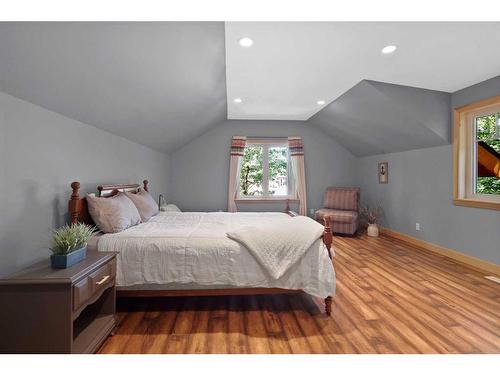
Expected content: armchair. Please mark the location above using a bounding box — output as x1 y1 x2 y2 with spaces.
315 187 360 235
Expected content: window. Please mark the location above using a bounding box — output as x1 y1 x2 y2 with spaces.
453 96 500 210
474 110 500 195
238 140 292 199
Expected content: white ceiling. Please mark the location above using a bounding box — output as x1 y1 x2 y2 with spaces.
225 22 500 120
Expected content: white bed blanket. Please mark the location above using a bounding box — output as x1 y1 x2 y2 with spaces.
97 212 335 298
227 216 324 279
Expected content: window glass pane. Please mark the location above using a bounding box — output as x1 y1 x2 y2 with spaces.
240 145 264 196
268 146 288 196
475 114 500 195
476 113 497 141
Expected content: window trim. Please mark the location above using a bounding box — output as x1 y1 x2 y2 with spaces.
453 95 500 211
236 139 294 201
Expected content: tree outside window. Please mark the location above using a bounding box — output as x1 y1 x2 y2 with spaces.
475 112 500 195
239 143 290 198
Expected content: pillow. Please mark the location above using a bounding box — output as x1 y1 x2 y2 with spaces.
124 189 159 221
87 192 142 233
165 204 181 212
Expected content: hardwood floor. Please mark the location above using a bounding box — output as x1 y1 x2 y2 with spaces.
98 234 500 354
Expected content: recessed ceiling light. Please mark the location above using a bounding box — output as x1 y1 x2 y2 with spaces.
233 98 242 103
381 45 397 54
317 100 326 105
239 37 254 48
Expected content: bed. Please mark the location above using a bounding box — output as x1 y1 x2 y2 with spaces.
68 180 335 315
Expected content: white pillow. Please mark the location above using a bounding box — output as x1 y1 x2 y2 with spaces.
124 189 159 222
165 204 182 212
86 192 142 233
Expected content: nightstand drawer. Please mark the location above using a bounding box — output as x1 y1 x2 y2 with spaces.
89 260 115 296
73 258 116 312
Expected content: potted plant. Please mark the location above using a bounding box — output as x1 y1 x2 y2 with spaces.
361 204 383 237
50 223 95 268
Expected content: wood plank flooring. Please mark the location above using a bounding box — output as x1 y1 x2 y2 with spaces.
99 234 500 354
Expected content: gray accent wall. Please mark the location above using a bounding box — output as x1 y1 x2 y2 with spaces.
357 76 500 264
357 145 499 264
169 120 358 214
308 80 451 157
0 91 170 277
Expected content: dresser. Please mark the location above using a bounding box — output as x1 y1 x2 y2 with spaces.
0 251 117 353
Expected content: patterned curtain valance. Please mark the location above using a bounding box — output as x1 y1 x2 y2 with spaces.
228 136 247 212
288 136 304 156
230 136 247 156
288 136 307 216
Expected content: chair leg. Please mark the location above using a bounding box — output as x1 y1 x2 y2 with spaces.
325 296 332 316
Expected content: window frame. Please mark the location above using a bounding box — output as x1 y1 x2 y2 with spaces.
453 96 500 210
236 138 294 201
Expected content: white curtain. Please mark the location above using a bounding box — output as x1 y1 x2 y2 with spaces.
227 136 246 212
288 137 307 216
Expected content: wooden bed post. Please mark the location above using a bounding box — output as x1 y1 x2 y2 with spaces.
323 215 333 316
323 216 332 259
69 181 81 225
143 179 149 192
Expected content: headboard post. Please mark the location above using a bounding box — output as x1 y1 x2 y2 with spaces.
323 216 333 259
143 179 149 192
69 181 81 225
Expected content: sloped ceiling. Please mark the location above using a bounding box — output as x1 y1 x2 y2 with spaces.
308 80 451 156
0 22 227 154
0 22 498 157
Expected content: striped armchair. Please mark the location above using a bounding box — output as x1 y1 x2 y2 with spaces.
315 187 360 235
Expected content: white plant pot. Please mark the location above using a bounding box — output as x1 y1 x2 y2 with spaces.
367 223 379 237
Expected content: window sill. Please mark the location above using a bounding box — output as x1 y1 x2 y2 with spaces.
453 198 500 211
235 198 299 203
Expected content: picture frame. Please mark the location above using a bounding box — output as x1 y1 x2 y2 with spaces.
378 162 388 184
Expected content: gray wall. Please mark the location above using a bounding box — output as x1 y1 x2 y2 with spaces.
169 120 358 214
356 76 500 264
0 92 170 277
357 145 499 264
308 80 451 156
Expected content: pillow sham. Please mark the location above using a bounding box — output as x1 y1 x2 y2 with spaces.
124 189 159 222
165 204 182 212
87 192 142 233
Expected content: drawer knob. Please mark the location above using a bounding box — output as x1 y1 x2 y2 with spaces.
95 275 110 285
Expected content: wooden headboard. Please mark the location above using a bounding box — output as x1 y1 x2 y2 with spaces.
68 180 149 225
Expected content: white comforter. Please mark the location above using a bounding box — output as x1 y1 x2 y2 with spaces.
227 216 325 279
97 212 335 298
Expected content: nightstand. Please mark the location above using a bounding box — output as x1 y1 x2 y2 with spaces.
0 251 117 353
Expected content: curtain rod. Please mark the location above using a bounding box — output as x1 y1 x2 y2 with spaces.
245 136 288 139
246 137 289 144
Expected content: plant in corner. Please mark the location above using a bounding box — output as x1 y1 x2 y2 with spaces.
50 223 95 268
360 203 383 237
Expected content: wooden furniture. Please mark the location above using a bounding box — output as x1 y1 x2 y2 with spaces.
0 251 117 353
68 180 334 315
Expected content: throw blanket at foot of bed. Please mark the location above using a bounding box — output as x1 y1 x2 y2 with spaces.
226 216 325 279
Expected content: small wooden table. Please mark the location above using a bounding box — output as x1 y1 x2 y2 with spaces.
0 251 117 353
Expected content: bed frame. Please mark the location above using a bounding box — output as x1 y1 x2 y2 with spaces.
68 180 334 315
